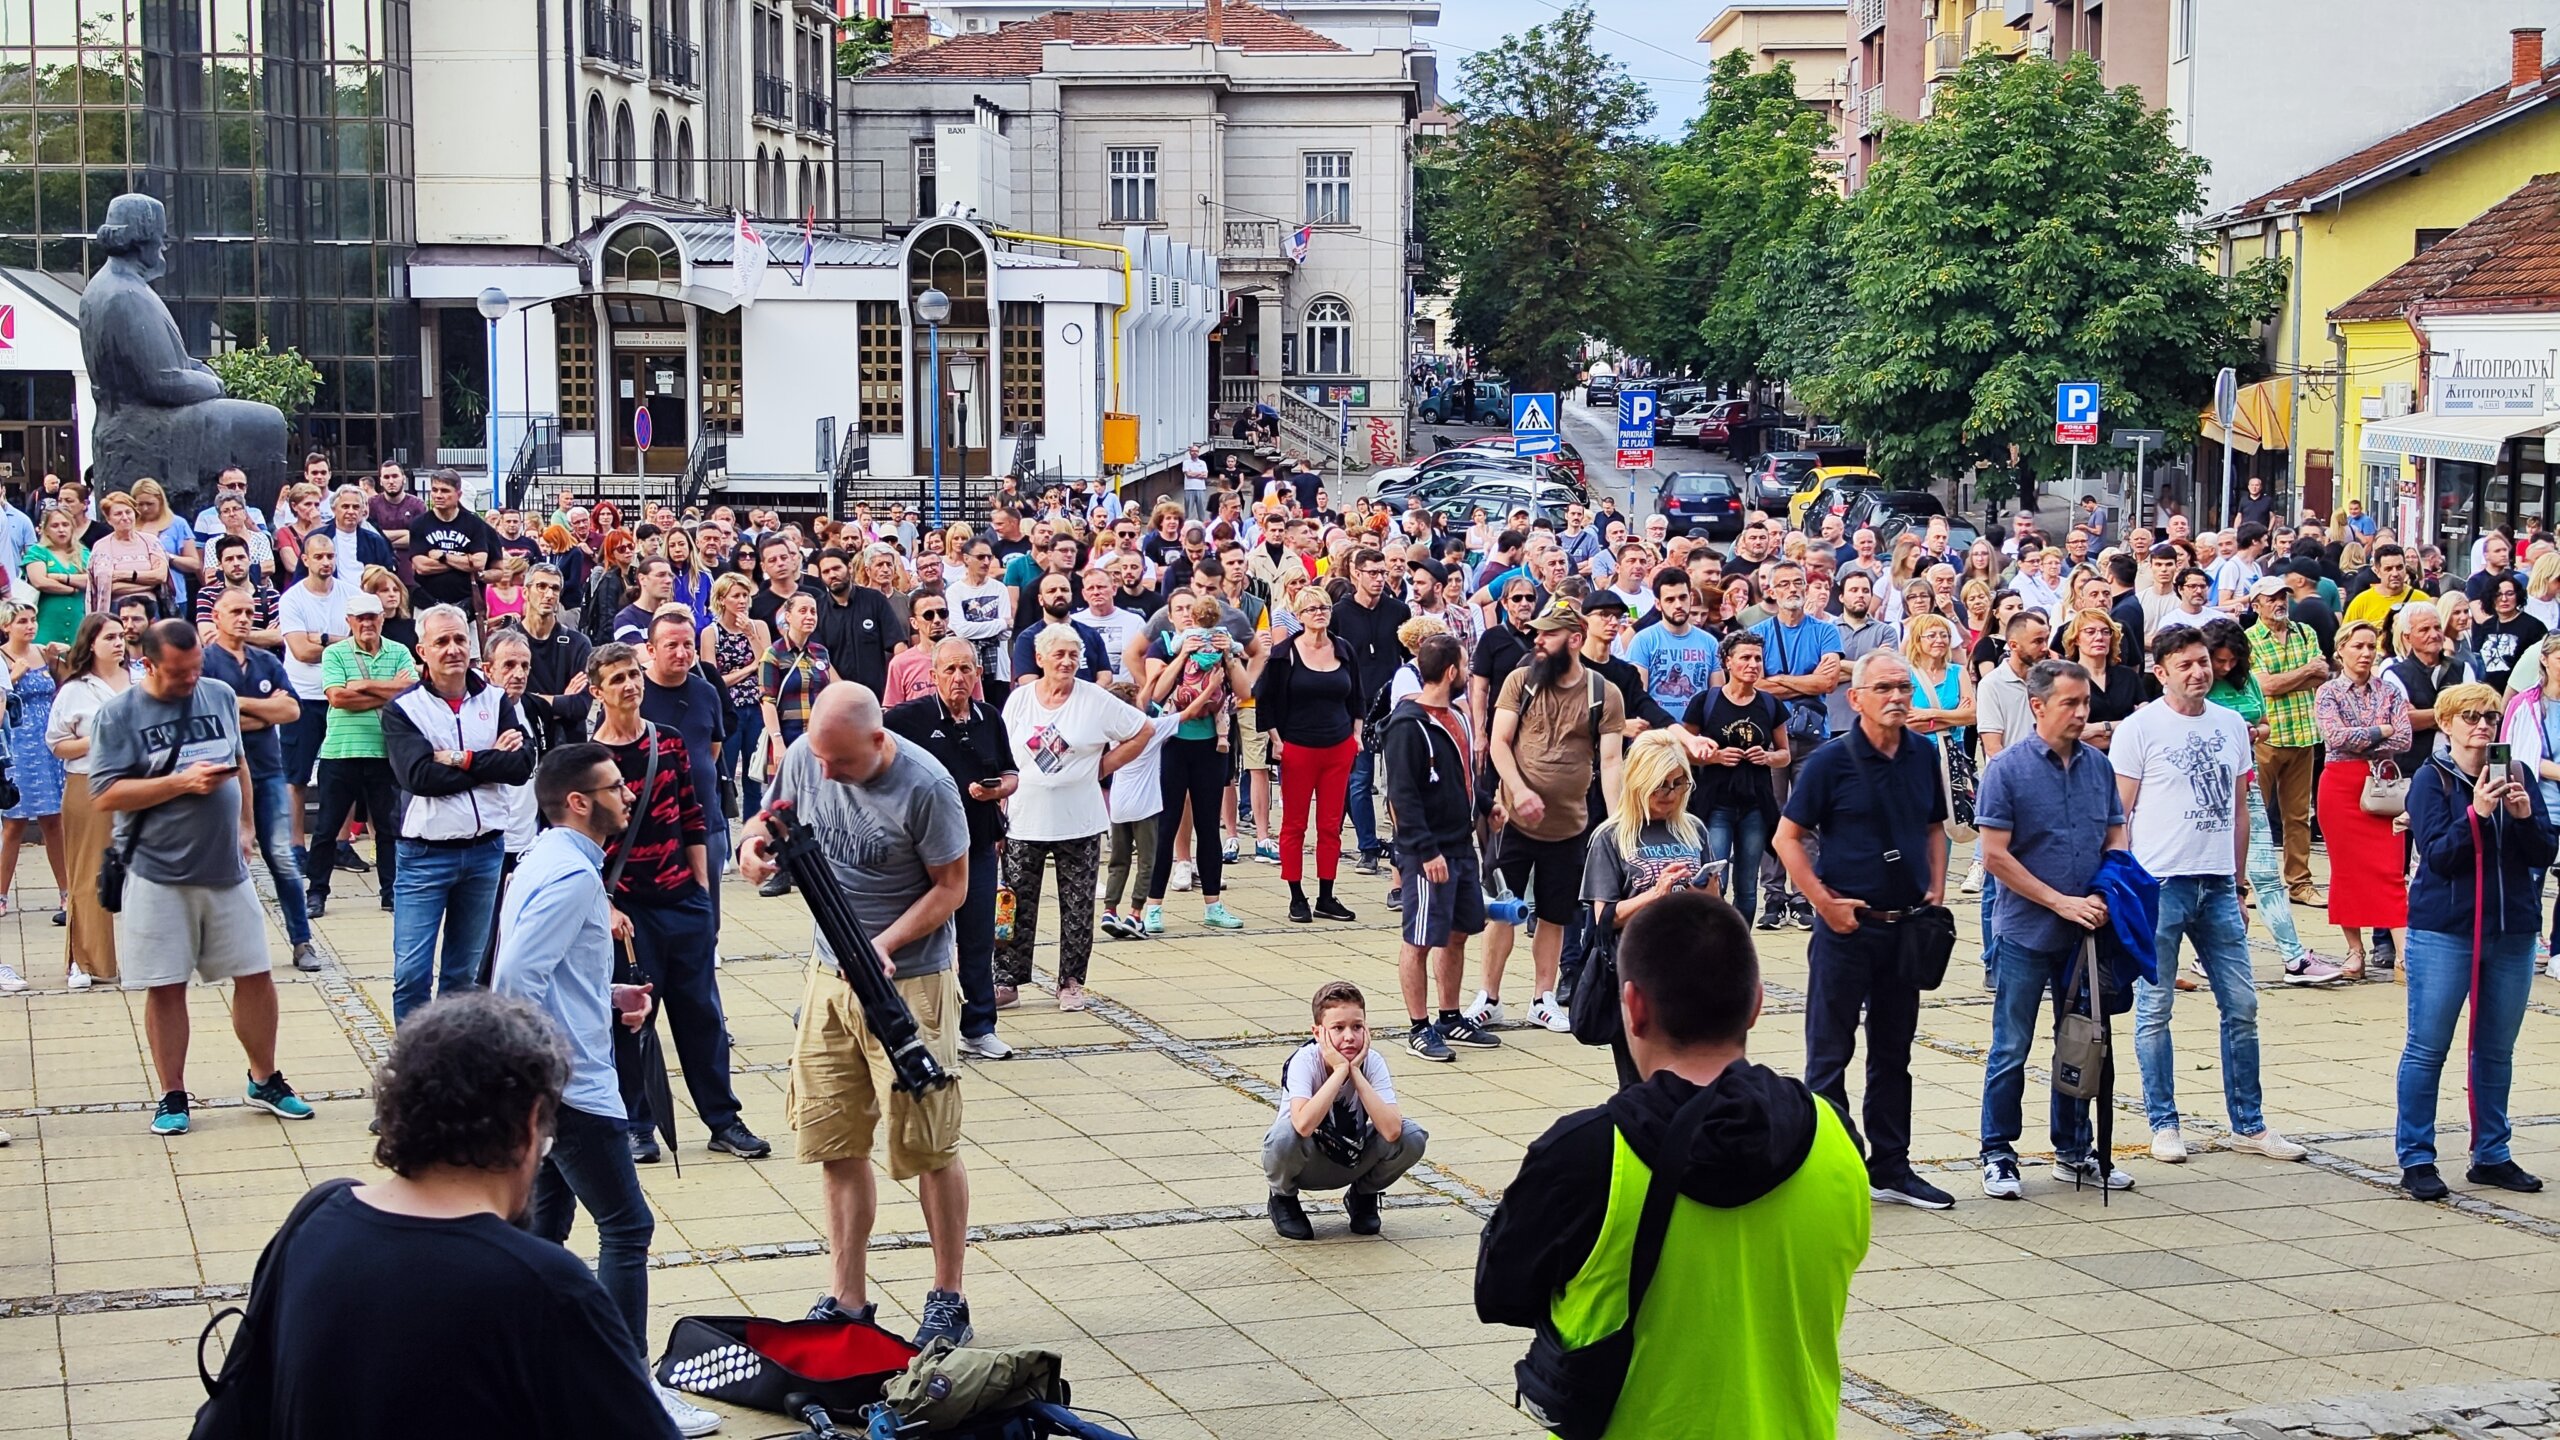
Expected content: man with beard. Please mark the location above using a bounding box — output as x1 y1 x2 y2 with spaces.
813 547 907 693
1073 567 1146 681
1625 566 1721 723
1008 570 1112 684
1471 601 1624 1035
883 590 962 708
1825 573 1900 736
368 461 426 583
1405 556 1474 665
1332 546 1412 878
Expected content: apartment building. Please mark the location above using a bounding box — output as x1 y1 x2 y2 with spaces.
1700 3 1851 181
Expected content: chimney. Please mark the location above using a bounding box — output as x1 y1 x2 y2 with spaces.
1205 0 1224 45
2514 28 2546 93
891 12 931 59
1052 11 1072 38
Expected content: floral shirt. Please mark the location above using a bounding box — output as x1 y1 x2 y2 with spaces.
2314 674 2410 761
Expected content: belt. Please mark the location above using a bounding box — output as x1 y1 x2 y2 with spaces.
1854 906 1911 924
409 831 504 850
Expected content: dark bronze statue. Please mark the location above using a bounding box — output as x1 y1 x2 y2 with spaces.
79 193 287 517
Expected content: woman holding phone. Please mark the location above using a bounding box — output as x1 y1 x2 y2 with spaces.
1582 731 1713 1091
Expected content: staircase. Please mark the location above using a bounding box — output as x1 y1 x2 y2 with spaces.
1275 390 1361 474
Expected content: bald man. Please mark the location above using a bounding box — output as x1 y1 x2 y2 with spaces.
739 683 979 1348
884 639 1018 1058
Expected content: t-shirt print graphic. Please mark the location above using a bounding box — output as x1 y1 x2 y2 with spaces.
1028 724 1071 773
2165 730 2235 829
959 593 1004 624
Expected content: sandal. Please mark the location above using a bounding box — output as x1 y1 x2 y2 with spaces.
2338 953 2366 982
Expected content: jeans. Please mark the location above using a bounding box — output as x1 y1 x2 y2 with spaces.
2395 927 2537 1169
306 755 402 902
723 705 765 819
1702 806 1768 927
2132 874 2265 1135
248 768 309 946
2242 785 2308 965
1978 937 2097 1165
1346 746 1382 858
1804 918 1920 1183
389 834 505 1024
530 1103 657 1364
955 837 999 1039
613 890 742 1138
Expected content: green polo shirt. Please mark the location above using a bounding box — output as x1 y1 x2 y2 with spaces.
318 636 417 760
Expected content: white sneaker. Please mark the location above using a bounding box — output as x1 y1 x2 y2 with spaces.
1981 1156 2022 1199
959 1031 1014 1060
1960 862 1984 896
65 968 90 992
2051 1155 2136 1190
2226 1126 2308 1162
2547 947 2560 981
2150 1127 2187 1164
1169 860 1196 892
1463 990 1505 1026
1528 993 1571 1032
656 1382 723 1437
0 964 23 993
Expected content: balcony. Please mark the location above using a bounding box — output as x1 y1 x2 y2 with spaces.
1852 0 1887 37
1931 30 1965 76
798 86 832 136
582 1 639 70
752 72 792 126
651 28 699 90
1859 83 1886 132
1221 219 1278 257
1405 232 1425 272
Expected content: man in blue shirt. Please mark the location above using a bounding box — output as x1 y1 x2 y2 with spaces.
1973 659 2130 1201
1623 565 1721 721
1753 560 1844 931
494 743 719 1437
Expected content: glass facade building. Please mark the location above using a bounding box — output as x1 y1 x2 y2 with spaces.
0 0 418 468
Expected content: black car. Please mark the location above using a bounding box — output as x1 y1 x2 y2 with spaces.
1427 489 1564 533
1841 488 1944 536
1584 374 1617 408
1656 471 1743 540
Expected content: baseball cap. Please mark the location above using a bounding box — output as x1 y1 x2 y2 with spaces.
1582 591 1630 616
344 592 384 618
2248 576 2288 600
1407 557 1450 584
1529 599 1584 633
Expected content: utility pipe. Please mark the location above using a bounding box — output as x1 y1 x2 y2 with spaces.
991 228 1132 408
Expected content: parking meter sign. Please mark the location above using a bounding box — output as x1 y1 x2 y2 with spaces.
2055 381 2100 445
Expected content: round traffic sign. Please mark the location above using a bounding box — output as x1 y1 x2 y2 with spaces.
634 404 654 451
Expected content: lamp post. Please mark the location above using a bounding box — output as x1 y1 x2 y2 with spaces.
947 353 977 523
915 286 951 526
476 287 511 508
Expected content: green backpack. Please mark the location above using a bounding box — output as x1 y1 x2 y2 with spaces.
878 1340 1067 1428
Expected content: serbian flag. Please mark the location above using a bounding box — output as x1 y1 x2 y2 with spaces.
798 201 816 287
1287 224 1312 264
732 211 768 306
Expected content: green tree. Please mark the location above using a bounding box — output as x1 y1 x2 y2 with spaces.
1813 52 2284 500
1641 51 1838 385
1442 1 1653 394
207 344 323 416
837 16 893 77
1756 202 1853 390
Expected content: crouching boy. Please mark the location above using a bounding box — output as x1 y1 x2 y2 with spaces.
1263 980 1430 1239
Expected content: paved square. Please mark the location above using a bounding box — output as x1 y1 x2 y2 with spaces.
3 852 2558 1439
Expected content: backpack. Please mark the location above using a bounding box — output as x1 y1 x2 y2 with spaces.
1477 670 1608 818
879 1340 1068 1428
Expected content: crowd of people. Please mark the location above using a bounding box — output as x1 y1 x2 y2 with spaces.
3 444 2551 1437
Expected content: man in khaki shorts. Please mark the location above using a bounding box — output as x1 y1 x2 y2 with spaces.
737 683 973 1346
91 620 316 1136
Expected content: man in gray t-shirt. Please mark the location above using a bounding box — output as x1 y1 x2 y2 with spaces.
89 620 315 1135
737 682 978 1349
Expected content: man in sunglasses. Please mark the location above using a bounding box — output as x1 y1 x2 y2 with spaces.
882 594 962 708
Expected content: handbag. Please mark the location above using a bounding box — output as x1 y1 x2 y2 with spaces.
1851 731 1957 990
657 1313 920 1416
2051 938 2108 1100
99 730 186 914
2360 759 2410 817
1568 903 1624 1048
189 1179 359 1439
1941 739 1978 831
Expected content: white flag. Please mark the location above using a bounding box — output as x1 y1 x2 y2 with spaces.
732 211 768 307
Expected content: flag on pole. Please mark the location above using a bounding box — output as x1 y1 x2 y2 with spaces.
797 201 816 287
1286 223 1312 264
731 211 768 307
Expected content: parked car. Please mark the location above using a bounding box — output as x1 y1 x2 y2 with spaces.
1740 450 1821 514
1583 373 1617 408
1786 466 1884 531
1374 449 1586 505
1418 379 1509 427
1438 434 1588 485
1840 488 1943 536
1426 489 1565 534
1669 398 1753 451
1655 470 1744 540
1408 472 1583 514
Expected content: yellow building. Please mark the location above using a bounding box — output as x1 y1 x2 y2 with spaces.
2200 28 2560 526
1700 3 1851 178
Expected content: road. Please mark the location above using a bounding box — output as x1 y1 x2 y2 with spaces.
1400 390 1742 526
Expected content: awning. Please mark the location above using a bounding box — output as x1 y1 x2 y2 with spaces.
2360 410 2559 465
2198 376 2292 456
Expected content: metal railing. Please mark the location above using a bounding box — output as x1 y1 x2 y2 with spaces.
1932 30 1965 75
752 73 792 122
1220 219 1277 257
680 425 730 513
1276 389 1348 473
652 28 700 89
582 1 639 68
502 416 563 513
1860 84 1886 131
798 86 832 134
1852 0 1887 37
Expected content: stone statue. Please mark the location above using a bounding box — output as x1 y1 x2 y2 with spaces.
79 193 287 518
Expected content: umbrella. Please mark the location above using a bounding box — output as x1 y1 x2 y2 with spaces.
614 934 683 1176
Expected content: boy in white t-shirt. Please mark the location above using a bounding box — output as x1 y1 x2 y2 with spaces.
1097 677 1184 941
2110 626 2308 1169
1262 980 1430 1240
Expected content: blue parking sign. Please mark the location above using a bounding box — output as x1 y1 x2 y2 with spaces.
2055 380 2101 444
1511 391 1560 458
1617 388 1656 449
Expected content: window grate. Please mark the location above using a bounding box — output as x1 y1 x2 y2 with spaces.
557 302 597 431
858 301 904 434
699 308 742 429
1001 302 1044 436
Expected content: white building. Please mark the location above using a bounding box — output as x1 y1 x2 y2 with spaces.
842 0 1429 471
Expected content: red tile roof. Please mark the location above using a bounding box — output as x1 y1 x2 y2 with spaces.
2208 56 2560 225
864 3 1346 78
2331 171 2560 321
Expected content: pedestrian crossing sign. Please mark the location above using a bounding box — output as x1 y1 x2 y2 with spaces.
1511 392 1560 458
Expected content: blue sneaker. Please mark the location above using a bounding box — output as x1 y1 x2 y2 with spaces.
245 1071 315 1121
1142 904 1166 935
1254 840 1281 865
1201 902 1243 930
150 1091 190 1136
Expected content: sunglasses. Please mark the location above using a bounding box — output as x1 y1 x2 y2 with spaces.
2452 709 2501 727
914 608 947 621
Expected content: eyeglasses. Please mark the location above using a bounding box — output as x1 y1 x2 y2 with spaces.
1298 604 1332 615
2452 709 2501 727
914 608 947 621
1651 776 1692 795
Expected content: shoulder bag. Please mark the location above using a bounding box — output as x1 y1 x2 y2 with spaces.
99 728 187 914
1853 736 1957 990
2050 937 2108 1100
189 1178 359 1439
1569 900 1624 1048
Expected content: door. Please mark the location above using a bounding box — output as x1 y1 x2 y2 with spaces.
908 337 990 483
613 351 690 474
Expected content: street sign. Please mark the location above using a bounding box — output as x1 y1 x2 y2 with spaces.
1511 391 1561 458
2055 381 2100 446
1615 387 1656 471
633 404 654 451
1616 448 1656 470
2213 367 2239 428
2110 428 2167 449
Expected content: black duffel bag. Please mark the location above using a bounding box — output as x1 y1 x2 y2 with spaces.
657 1313 919 1416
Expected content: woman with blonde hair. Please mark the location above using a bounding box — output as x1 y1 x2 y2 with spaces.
361 563 418 653
2316 619 2412 979
129 476 200 611
2060 606 2142 734
2526 550 2560 632
1254 583 1364 923
43 614 125 989
1958 577 1995 652
88 489 167 612
1584 731 1713 1088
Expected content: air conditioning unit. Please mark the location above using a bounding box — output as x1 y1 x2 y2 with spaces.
2381 382 2413 418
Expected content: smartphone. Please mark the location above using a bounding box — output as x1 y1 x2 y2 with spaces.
1694 859 1731 894
2489 742 2513 771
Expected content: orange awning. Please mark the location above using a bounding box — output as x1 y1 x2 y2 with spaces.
2200 377 2293 456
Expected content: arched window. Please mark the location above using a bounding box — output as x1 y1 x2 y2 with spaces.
798 158 812 220
754 144 771 214
675 120 695 201
612 103 635 190
604 222 682 287
1301 296 1352 376
652 112 674 195
585 93 608 186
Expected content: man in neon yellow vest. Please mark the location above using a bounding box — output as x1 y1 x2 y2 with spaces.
1475 889 1870 1438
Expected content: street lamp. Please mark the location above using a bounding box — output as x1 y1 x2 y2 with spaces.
915 287 951 525
947 353 978 520
476 287 511 508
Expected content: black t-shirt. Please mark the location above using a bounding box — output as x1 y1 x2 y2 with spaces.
748 576 826 632
506 618 594 700
2474 611 2548 688
199 641 290 776
1681 687 1786 816
1331 593 1412 704
1473 622 1532 690
410 507 498 610
1970 633 2006 680
815 585 908 693
262 1186 679 1440
885 694 1014 849
2236 493 2278 528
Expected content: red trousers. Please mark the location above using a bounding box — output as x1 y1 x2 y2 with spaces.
1277 735 1357 884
